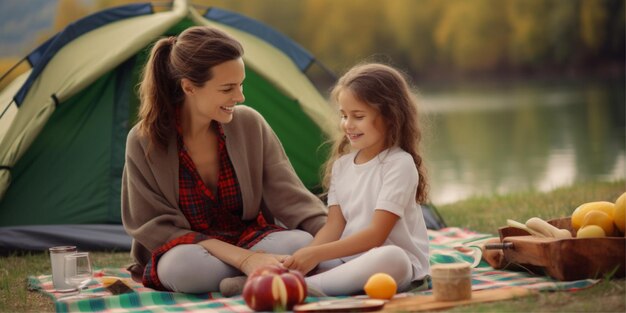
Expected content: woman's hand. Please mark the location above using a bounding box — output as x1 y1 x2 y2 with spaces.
240 251 289 275
282 246 319 275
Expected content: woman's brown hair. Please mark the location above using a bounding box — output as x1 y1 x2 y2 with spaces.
137 26 243 149
322 63 429 203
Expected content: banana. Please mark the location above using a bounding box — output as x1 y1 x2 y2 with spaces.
506 219 546 237
525 217 572 239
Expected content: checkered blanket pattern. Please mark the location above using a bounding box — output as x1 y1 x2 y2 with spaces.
28 227 599 312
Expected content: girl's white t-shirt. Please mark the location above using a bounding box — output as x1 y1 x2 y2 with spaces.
327 147 430 281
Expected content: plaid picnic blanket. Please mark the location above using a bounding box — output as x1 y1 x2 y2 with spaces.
28 227 599 313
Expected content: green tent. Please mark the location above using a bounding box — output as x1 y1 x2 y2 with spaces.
0 0 338 251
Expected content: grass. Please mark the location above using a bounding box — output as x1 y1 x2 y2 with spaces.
0 180 624 312
444 278 625 312
0 252 133 312
437 180 626 235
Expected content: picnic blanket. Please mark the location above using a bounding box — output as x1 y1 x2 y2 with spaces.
28 227 599 313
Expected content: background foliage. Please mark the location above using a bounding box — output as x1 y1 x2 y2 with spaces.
6 0 624 82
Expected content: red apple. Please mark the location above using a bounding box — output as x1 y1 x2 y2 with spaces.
242 265 307 311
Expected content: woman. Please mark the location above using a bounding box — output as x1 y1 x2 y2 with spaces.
121 26 327 293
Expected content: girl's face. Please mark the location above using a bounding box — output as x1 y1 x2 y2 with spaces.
182 58 245 125
338 89 387 161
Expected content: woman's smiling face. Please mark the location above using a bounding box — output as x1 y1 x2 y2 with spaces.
182 58 246 124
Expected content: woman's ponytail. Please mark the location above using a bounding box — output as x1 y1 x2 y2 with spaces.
138 37 182 150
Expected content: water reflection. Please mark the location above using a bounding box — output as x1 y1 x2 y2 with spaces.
420 79 625 204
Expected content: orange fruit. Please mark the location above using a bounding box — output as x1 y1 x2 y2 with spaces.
571 201 615 230
614 192 626 234
581 210 614 236
364 273 397 300
576 225 606 238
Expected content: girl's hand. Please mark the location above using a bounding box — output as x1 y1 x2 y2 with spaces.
240 252 289 275
282 247 319 275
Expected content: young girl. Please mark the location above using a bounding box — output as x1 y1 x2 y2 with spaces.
282 63 430 296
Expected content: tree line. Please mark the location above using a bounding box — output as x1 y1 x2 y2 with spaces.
22 0 626 80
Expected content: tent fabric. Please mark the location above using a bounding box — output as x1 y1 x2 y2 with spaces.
0 0 339 251
422 204 447 230
0 0 187 200
203 7 315 71
0 63 135 227
0 225 131 254
16 3 154 105
0 69 29 144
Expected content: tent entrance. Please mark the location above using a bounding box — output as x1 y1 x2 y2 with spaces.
0 58 137 226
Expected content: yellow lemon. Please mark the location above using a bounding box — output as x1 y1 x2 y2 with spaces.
576 225 606 238
581 210 614 236
364 273 397 300
571 201 615 230
614 192 626 234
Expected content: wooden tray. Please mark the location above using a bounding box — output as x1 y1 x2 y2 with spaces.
383 287 535 312
498 217 625 281
294 299 385 312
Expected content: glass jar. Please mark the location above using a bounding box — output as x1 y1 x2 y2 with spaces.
49 246 77 291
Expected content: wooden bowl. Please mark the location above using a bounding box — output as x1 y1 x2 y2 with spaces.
497 217 625 281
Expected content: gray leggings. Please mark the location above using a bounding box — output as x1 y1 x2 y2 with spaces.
157 229 312 293
305 245 414 296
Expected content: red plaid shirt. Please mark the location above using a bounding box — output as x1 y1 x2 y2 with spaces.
143 119 284 290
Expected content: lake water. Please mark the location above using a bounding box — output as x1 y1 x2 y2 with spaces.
419 78 625 205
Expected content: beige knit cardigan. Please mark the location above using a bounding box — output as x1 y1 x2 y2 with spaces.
121 105 327 268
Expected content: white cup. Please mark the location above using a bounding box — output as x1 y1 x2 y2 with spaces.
49 246 77 291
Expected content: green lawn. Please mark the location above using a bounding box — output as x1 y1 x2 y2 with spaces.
0 180 624 312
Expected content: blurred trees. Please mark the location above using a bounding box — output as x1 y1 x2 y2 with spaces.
205 0 624 78
53 0 89 31
19 0 626 79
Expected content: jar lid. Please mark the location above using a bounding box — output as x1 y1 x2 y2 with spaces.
431 263 471 278
49 246 77 253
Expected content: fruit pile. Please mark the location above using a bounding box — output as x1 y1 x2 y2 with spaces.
572 192 626 238
506 191 625 239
